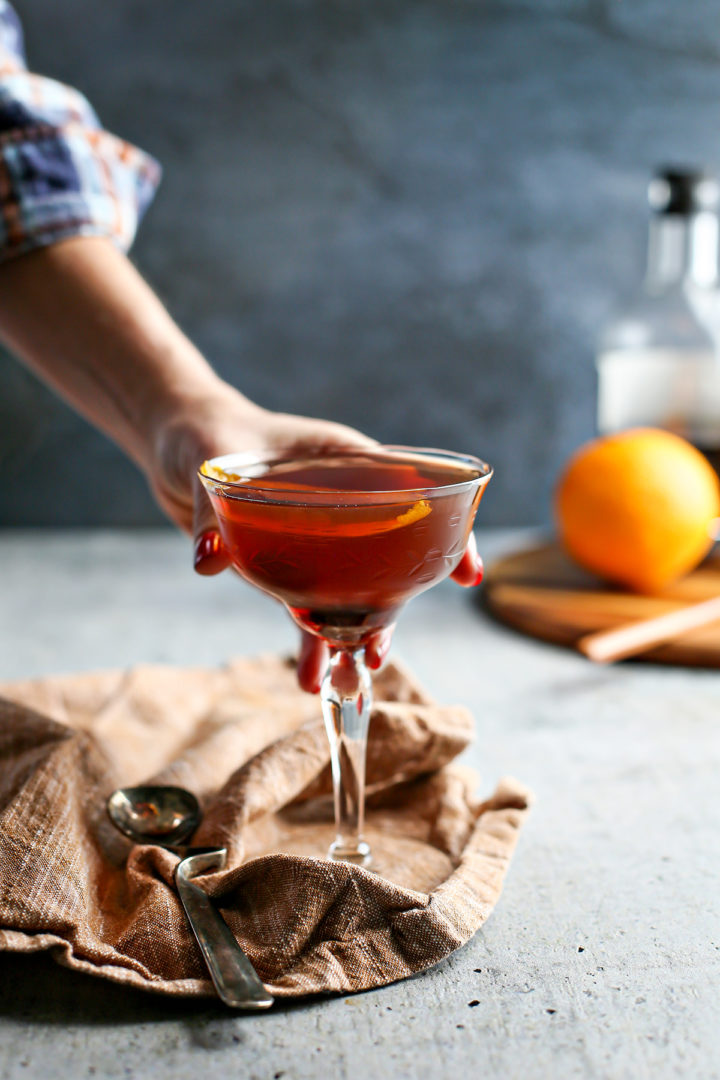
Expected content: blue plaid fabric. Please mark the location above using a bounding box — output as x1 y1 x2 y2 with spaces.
0 1 160 261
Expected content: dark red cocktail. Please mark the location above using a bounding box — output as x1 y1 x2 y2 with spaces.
200 445 492 866
205 450 488 645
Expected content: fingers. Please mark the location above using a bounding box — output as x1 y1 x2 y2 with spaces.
297 631 329 694
296 627 392 693
365 629 393 670
450 531 484 587
192 472 231 576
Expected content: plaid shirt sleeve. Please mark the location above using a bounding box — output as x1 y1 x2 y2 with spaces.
0 1 160 262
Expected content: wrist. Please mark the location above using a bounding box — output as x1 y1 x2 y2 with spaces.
142 349 225 444
149 378 268 500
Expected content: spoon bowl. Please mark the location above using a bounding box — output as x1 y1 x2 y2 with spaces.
107 785 201 847
106 783 273 1009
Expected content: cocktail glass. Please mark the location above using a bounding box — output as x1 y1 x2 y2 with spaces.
199 445 492 868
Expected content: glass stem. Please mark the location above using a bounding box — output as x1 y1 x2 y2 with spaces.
320 646 372 865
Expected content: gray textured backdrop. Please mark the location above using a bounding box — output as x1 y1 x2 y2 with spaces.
2 0 720 525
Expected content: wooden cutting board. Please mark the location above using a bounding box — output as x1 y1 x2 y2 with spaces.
483 541 720 667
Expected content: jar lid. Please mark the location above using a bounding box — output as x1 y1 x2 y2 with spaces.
648 167 720 215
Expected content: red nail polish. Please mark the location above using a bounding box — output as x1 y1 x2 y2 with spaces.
193 530 223 573
367 631 392 669
472 560 484 587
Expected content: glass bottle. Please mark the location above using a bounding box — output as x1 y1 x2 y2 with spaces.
596 167 720 473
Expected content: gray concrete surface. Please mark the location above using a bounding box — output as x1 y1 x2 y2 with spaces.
0 528 718 1079
4 2 720 526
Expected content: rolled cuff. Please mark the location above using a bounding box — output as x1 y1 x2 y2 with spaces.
0 122 161 263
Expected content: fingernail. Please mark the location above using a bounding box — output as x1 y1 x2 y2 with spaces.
472 557 484 587
298 669 323 695
193 530 223 573
377 632 392 663
367 631 392 669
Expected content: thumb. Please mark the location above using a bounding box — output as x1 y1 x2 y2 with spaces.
192 472 231 576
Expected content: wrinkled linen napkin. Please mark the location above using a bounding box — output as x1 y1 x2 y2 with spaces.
0 655 531 999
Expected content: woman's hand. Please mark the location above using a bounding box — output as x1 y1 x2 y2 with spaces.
148 381 387 690
149 381 484 693
0 237 483 696
149 381 374 556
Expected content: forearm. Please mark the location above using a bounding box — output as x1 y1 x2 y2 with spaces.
0 236 240 471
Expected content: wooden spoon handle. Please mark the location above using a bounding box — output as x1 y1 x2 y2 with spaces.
577 594 720 663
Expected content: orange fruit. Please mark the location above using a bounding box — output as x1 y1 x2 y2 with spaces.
555 428 720 592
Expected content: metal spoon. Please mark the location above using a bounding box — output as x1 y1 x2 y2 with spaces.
107 785 273 1010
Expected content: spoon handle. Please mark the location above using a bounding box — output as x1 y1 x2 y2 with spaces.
175 850 274 1010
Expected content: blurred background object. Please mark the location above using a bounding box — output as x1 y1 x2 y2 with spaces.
596 166 720 472
3 0 720 527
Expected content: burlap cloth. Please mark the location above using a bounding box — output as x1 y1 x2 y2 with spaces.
0 654 531 999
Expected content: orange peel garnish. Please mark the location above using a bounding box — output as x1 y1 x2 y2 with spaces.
201 461 246 483
200 467 433 536
395 499 432 528
338 499 433 537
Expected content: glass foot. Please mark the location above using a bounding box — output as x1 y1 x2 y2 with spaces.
328 838 372 868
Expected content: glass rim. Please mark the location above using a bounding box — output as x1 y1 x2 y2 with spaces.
198 444 493 502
